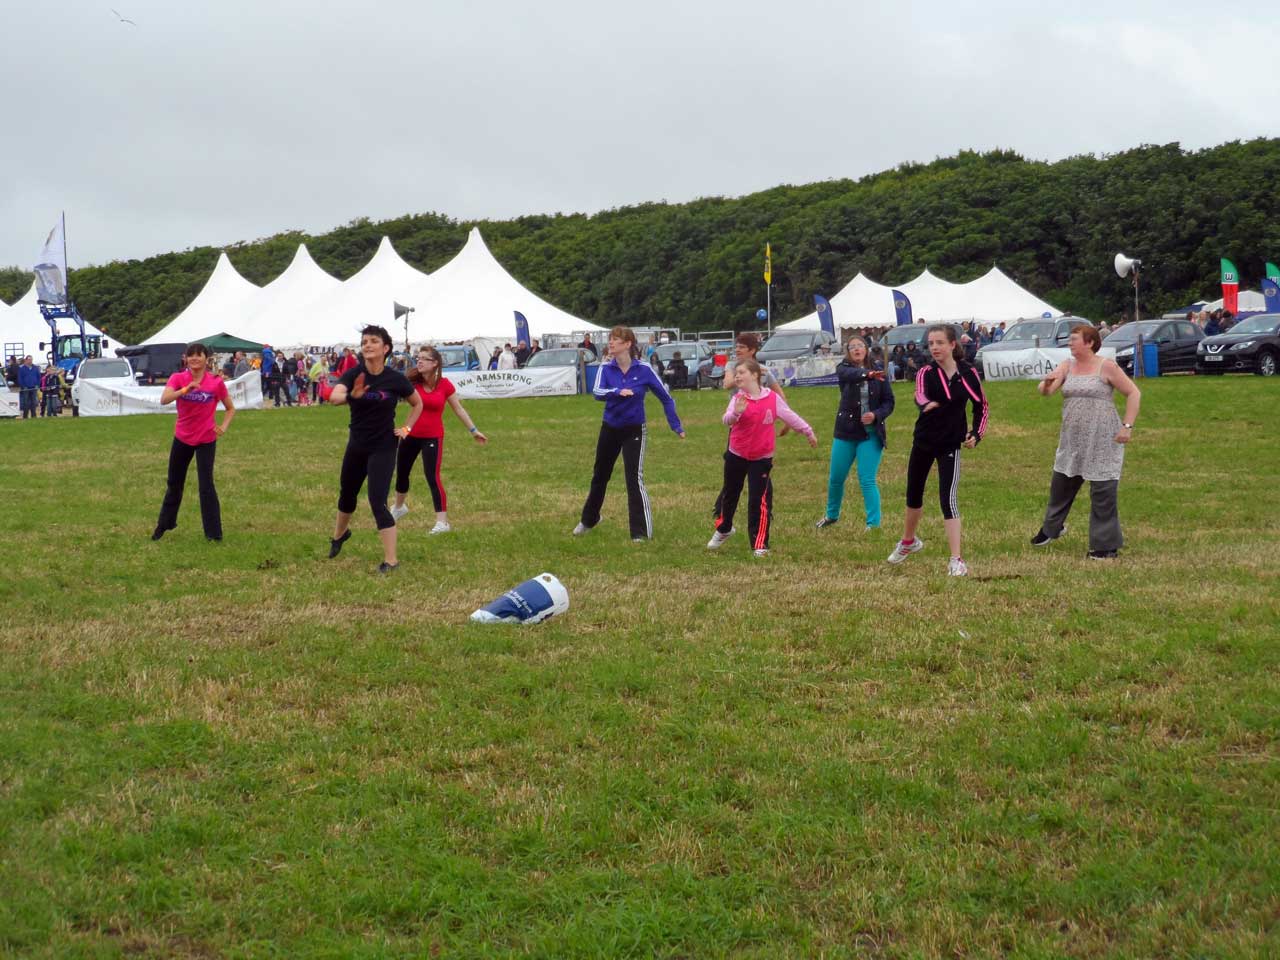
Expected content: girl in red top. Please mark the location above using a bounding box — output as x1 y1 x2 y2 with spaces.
709 359 817 557
391 345 488 534
153 343 236 541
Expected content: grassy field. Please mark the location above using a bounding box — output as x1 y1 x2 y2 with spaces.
1 376 1277 959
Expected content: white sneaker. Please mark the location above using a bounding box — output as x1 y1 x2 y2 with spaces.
753 548 770 558
948 557 969 577
886 538 925 564
429 520 451 535
707 527 735 549
390 503 409 521
572 522 590 536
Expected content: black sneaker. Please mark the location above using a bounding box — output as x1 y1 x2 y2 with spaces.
1087 549 1118 560
815 517 839 529
377 561 399 575
1030 524 1064 547
151 521 176 541
328 529 352 559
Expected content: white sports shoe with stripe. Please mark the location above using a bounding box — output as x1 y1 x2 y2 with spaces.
707 528 735 549
886 538 925 564
947 557 969 577
390 503 409 522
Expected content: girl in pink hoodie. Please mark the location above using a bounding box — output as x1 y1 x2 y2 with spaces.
708 359 817 557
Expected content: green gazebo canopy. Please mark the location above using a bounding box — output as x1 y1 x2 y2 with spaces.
193 332 265 352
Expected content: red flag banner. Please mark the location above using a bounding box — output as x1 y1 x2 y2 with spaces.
1220 258 1239 314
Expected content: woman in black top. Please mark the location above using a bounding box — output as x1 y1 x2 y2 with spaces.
327 325 422 573
816 336 895 531
887 325 989 577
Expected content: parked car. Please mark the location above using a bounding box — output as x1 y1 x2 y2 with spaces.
69 357 137 415
651 341 715 389
437 345 480 371
1107 319 1204 375
524 348 595 368
1195 313 1280 376
756 330 838 363
975 317 1095 366
879 322 966 352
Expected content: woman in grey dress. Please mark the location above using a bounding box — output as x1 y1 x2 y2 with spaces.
1032 324 1142 559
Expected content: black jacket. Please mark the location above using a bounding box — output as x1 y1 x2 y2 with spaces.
911 360 988 450
834 362 895 446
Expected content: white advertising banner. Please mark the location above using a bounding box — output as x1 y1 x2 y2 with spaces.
449 367 578 399
982 347 1116 381
76 371 264 417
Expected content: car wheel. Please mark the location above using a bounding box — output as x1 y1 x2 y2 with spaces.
1254 350 1278 377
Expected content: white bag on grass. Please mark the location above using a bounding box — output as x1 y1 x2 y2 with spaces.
469 573 569 625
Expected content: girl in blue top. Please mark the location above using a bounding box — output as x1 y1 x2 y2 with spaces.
574 325 685 541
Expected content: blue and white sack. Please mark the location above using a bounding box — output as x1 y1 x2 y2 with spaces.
470 573 569 625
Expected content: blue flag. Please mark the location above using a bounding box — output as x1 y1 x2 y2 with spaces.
514 311 531 348
1263 278 1280 314
814 294 835 336
892 290 913 326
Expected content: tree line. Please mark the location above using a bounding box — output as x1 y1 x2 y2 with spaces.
3 139 1278 346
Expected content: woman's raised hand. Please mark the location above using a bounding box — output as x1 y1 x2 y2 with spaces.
349 372 367 399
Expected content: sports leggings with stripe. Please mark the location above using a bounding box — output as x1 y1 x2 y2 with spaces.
581 422 651 538
395 435 446 511
905 444 962 520
715 452 773 550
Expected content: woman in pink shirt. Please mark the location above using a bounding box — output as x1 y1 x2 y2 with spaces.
153 343 236 541
708 359 817 557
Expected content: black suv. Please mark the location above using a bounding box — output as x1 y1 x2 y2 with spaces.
1196 313 1280 376
1107 319 1204 375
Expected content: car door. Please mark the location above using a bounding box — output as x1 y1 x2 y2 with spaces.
1175 322 1203 371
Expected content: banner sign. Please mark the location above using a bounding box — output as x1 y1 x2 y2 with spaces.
76 370 263 417
892 289 913 326
764 354 840 388
814 294 835 336
1262 277 1280 314
1220 257 1239 315
34 215 68 305
514 311 531 348
450 366 577 399
982 347 1116 381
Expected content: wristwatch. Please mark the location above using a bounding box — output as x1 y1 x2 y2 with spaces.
1121 422 1134 429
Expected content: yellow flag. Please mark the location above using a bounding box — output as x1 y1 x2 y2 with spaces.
764 243 772 285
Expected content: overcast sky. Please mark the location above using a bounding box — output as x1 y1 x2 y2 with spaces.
2 0 1276 271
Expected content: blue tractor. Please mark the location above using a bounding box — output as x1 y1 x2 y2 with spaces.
38 302 109 416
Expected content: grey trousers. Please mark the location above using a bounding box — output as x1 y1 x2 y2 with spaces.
1042 471 1123 552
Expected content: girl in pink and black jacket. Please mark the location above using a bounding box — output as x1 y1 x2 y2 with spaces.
708 359 817 557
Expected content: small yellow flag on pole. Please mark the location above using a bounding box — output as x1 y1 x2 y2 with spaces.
764 242 772 285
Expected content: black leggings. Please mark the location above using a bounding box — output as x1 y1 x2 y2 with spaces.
395 436 446 511
338 441 397 529
716 452 774 550
905 444 962 520
580 422 651 538
157 438 221 538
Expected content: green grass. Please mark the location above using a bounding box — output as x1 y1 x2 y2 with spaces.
1 377 1277 959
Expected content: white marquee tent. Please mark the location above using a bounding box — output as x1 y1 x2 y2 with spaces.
140 253 262 346
779 265 1061 330
240 244 342 348
399 228 604 343
1 282 109 360
282 236 433 348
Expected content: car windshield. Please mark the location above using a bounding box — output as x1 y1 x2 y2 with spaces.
526 349 579 367
81 360 131 378
438 349 469 366
1003 321 1055 342
654 343 702 362
1227 314 1280 335
882 327 927 346
760 334 814 351
1105 321 1162 344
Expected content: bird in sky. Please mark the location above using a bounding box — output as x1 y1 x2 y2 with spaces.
111 8 137 26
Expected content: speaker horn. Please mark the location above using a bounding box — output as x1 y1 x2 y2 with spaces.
1114 253 1141 278
393 301 414 320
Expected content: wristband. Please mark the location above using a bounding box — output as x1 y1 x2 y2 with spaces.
1122 422 1133 429
469 426 478 434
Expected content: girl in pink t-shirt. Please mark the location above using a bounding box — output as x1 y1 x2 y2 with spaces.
708 358 816 557
153 343 236 541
